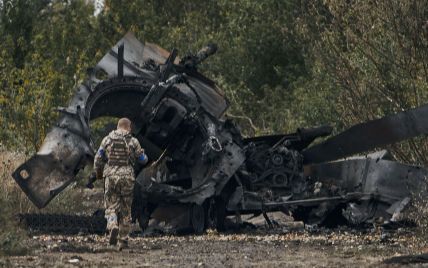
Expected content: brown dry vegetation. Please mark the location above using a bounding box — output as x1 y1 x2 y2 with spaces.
409 177 428 241
0 150 98 255
0 150 31 211
0 149 30 255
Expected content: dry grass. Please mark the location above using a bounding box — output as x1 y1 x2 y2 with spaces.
0 151 33 213
0 150 95 255
409 176 428 242
0 150 31 255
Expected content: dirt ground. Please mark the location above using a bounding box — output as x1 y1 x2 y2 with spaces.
1 225 428 267
1 185 427 267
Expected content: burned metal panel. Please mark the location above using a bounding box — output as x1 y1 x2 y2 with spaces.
13 118 93 208
212 141 246 194
186 75 228 118
305 158 428 202
243 125 332 152
299 156 428 224
97 33 227 119
135 164 215 205
95 32 157 79
136 132 245 205
362 160 427 200
143 42 181 65
85 78 152 120
302 104 428 164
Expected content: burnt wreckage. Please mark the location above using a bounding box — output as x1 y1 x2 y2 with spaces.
13 33 428 233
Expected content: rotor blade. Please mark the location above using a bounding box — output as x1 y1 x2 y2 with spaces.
302 104 428 164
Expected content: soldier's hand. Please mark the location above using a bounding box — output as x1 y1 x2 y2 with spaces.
96 168 103 181
86 181 95 189
86 172 97 189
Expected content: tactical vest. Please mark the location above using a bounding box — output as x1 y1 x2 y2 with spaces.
107 137 131 166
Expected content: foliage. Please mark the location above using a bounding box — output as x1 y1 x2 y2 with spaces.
0 150 29 255
0 0 426 156
0 0 328 144
0 0 107 151
296 0 428 164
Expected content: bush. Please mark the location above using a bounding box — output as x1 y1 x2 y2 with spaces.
0 149 31 255
410 176 428 242
0 148 98 255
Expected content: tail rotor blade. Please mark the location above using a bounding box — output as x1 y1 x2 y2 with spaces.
302 104 428 164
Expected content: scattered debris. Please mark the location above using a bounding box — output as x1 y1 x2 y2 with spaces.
384 253 428 264
3 227 425 267
68 256 83 264
12 32 428 234
18 213 106 235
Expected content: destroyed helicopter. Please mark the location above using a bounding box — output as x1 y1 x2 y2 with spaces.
13 33 428 234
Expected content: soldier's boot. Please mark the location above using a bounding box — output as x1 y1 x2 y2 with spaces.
106 213 119 245
118 220 130 250
118 239 128 251
109 227 119 245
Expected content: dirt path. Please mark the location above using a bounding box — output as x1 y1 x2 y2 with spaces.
2 228 427 267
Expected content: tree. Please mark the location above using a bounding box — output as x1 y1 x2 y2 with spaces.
296 0 428 164
0 0 103 151
100 0 317 135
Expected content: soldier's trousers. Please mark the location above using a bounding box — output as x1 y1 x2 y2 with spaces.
104 175 135 240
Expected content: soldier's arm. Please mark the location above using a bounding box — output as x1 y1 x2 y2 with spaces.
131 137 148 165
93 136 109 179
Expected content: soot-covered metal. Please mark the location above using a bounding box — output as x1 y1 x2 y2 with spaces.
12 33 428 233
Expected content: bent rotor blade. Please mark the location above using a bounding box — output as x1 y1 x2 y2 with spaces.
302 104 428 164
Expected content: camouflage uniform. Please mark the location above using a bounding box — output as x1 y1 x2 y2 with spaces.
94 129 146 241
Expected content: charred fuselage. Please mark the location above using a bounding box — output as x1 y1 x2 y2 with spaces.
13 33 428 233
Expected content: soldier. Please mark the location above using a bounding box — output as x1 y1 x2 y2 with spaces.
93 118 148 249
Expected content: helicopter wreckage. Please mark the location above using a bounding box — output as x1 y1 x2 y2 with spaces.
13 33 428 234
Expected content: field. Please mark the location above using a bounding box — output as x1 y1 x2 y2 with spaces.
1 226 428 267
1 152 428 267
